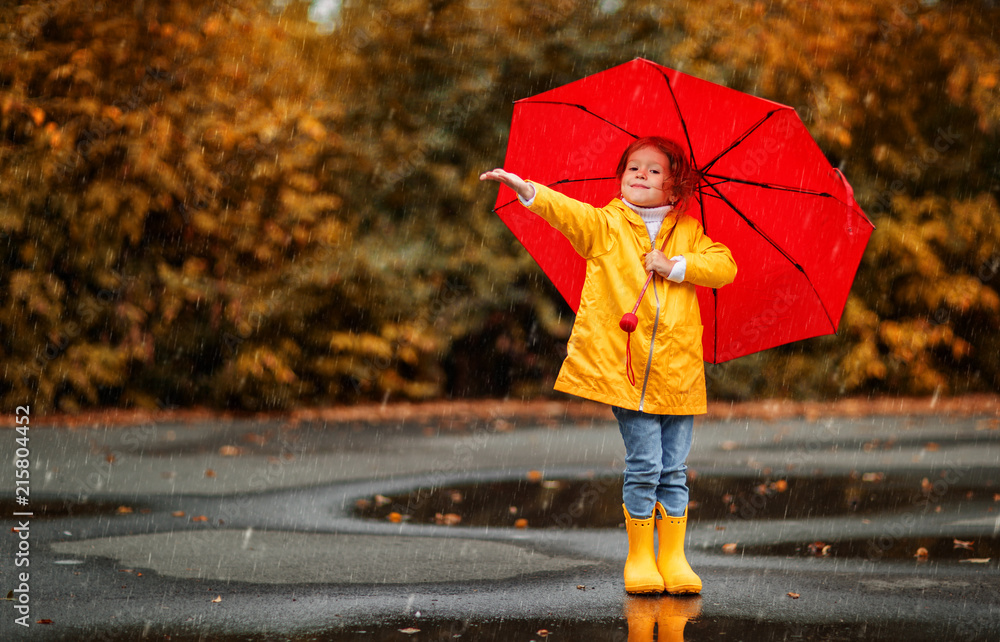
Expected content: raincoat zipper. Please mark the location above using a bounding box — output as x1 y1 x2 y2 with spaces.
638 278 660 412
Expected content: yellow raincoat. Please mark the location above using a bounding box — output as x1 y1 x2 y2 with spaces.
526 183 737 415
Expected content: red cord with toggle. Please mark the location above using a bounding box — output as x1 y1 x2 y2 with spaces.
620 226 676 386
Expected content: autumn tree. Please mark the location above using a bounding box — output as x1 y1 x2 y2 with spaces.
1 0 353 411
3 0 998 413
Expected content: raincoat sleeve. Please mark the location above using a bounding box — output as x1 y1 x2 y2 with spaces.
524 182 617 259
679 219 737 288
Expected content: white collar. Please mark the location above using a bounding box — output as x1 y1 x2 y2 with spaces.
622 198 674 220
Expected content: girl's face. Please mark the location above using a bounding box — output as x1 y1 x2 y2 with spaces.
620 146 675 207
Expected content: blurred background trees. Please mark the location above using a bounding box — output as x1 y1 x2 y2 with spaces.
1 0 997 413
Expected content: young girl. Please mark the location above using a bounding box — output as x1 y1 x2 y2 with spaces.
481 136 737 594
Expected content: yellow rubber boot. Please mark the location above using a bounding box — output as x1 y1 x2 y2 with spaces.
657 595 702 642
623 505 665 594
654 502 702 594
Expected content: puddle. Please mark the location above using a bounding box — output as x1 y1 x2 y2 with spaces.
736 535 1000 566
0 498 146 519
353 472 999 565
59 614 973 641
353 471 996 529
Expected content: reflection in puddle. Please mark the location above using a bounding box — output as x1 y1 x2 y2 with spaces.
87 614 973 641
625 595 701 642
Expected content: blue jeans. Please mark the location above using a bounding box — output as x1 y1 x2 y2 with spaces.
613 407 693 518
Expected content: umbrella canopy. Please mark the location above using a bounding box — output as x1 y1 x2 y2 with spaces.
493 58 873 363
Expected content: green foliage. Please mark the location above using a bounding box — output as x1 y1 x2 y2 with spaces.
1 0 998 413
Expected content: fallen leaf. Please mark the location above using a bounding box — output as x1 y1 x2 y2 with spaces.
105 454 116 463
387 512 403 523
959 558 991 564
116 506 133 514
921 478 933 493
914 547 929 559
953 539 975 551
436 513 462 526
514 518 529 529
722 543 738 554
172 511 186 518
576 585 587 590
537 629 551 637
924 442 940 452
491 418 514 432
787 592 800 599
242 432 269 445
36 619 54 624
398 627 420 634
211 595 222 603
861 472 884 483
374 494 392 507
219 445 243 456
191 515 209 522
806 542 827 556
771 479 789 493
526 470 544 482
205 469 216 478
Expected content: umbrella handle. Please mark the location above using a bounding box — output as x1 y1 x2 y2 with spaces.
619 270 655 386
620 227 676 385
619 271 654 333
632 271 655 314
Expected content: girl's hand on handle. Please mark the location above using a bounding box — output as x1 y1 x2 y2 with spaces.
644 249 677 277
480 168 536 203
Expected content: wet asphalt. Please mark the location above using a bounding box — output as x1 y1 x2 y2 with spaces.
2 404 999 641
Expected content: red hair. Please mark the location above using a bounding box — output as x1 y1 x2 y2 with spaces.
615 137 696 208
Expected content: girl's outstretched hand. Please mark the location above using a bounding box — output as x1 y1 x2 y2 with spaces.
480 168 536 203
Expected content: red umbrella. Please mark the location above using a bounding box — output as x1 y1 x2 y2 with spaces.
493 58 873 363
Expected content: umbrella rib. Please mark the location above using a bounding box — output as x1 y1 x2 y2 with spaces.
705 182 838 333
704 174 864 217
519 100 638 138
